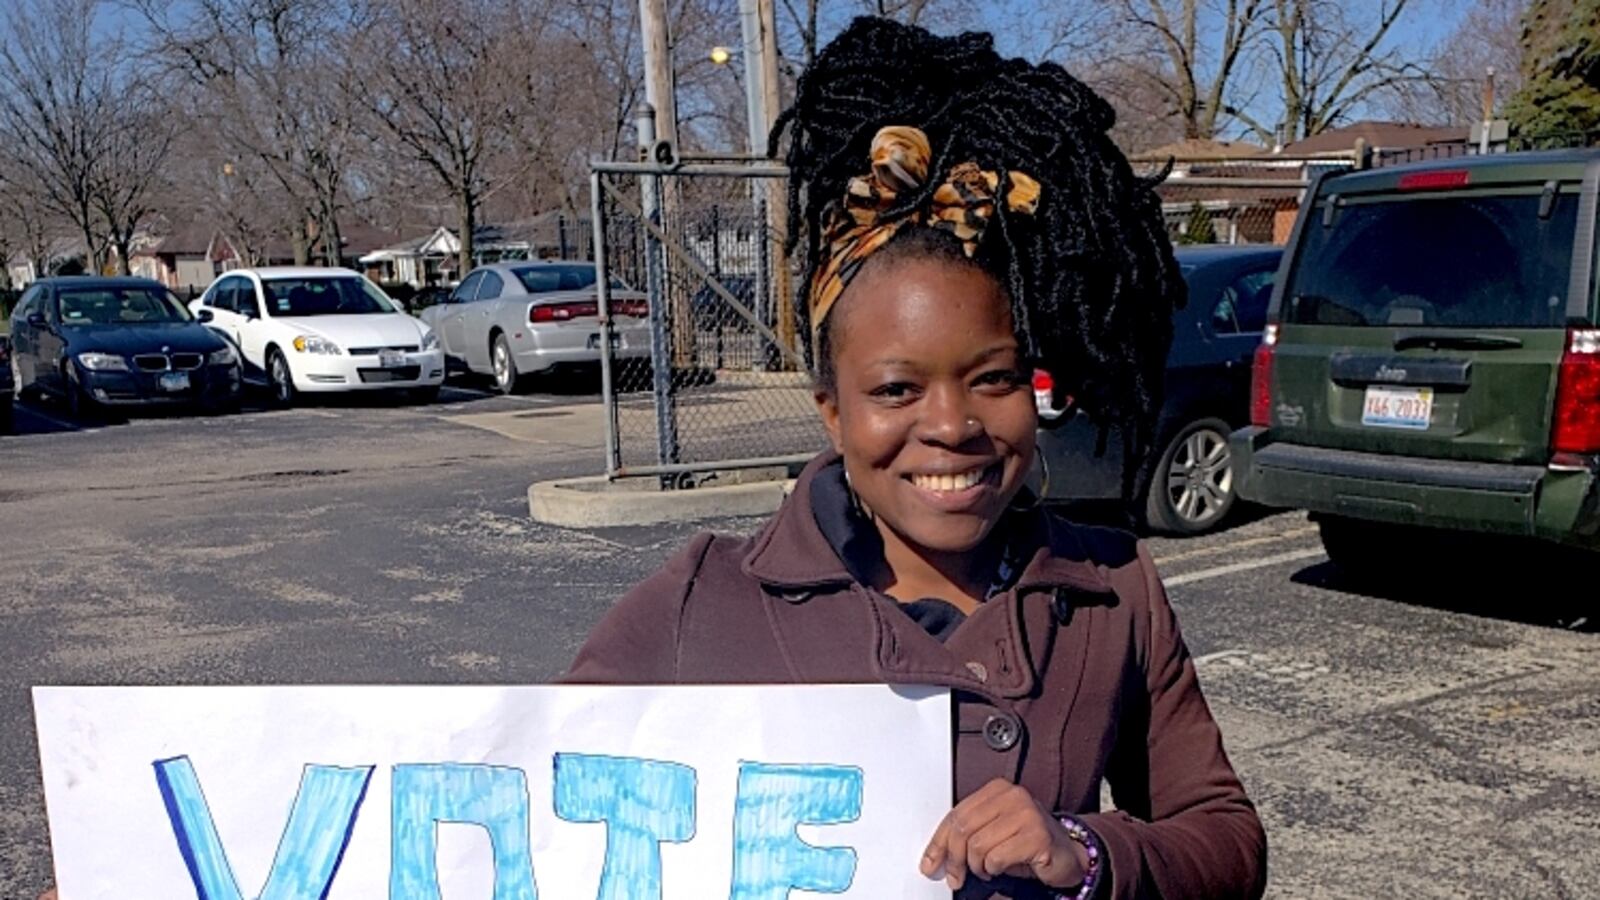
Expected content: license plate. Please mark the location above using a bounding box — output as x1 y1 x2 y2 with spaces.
587 333 621 350
158 372 190 392
379 350 407 368
1362 385 1433 430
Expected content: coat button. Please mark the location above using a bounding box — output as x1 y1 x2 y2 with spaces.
965 661 988 682
982 713 1021 751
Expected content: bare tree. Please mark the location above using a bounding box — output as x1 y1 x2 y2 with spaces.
131 0 359 266
93 82 175 275
351 0 538 276
1421 0 1525 124
1261 0 1452 143
0 0 115 273
1112 0 1269 140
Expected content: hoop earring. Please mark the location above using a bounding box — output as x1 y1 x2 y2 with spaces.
1010 452 1049 512
844 468 876 522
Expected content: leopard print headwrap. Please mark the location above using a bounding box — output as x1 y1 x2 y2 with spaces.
808 125 1042 346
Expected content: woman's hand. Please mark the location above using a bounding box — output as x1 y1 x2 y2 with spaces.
919 779 1090 891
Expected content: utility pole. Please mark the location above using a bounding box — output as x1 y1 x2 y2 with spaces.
639 0 696 371
638 0 678 157
739 0 795 367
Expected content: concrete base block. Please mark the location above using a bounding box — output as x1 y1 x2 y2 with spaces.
529 467 794 528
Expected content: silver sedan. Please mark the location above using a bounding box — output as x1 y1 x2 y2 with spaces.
420 261 652 393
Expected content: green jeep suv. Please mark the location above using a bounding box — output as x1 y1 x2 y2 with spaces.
1233 151 1600 572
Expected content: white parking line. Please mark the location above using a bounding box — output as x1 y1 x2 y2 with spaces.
1163 547 1326 588
1154 526 1319 566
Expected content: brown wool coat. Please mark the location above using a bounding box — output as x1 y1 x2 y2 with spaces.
566 453 1267 900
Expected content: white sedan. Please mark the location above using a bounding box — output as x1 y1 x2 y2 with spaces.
191 267 446 406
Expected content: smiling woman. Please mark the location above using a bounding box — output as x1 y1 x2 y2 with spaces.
564 16 1265 900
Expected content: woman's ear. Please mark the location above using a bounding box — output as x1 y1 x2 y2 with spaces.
814 388 844 454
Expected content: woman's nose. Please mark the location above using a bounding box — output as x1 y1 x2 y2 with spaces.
915 385 983 447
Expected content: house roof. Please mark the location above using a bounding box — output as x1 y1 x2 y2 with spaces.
139 220 217 258
1278 120 1470 156
1132 138 1268 162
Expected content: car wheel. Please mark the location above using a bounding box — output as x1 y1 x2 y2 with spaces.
64 366 100 423
14 358 39 404
491 333 519 395
1144 417 1237 535
267 349 296 408
0 393 11 434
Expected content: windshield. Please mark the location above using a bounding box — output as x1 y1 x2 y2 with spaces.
1284 192 1579 329
511 265 625 294
261 277 398 316
58 286 193 326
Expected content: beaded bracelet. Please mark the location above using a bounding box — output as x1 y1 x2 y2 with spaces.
1054 815 1103 900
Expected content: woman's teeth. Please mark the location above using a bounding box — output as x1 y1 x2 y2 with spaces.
911 468 987 493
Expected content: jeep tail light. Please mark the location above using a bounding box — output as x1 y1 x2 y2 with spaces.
1398 170 1470 191
1553 328 1600 454
1250 324 1278 428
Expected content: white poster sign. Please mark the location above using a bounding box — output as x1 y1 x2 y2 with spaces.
34 684 952 900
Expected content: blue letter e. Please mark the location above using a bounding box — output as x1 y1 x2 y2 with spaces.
729 762 863 900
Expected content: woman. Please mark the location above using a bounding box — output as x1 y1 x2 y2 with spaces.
568 17 1265 900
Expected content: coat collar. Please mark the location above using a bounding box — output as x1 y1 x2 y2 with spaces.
741 451 1117 599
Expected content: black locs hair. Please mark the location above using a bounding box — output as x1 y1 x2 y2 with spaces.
771 17 1186 495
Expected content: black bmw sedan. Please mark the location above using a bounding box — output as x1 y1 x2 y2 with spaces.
8 276 242 419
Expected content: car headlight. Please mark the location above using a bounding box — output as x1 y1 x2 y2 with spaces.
208 345 238 366
77 352 128 371
420 330 439 351
292 335 341 355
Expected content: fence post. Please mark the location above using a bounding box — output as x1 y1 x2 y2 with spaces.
755 197 778 372
710 204 725 370
558 215 570 260
637 107 681 470
590 173 622 478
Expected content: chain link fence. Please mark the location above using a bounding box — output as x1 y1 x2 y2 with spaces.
590 161 825 480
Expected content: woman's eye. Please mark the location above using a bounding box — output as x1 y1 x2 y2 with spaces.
974 369 1026 390
869 381 919 401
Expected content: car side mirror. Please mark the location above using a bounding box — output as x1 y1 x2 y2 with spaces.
26 312 47 329
197 308 215 323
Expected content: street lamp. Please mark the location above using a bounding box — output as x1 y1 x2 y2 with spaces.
709 45 736 66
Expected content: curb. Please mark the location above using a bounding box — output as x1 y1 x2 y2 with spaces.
709 369 812 389
529 470 794 528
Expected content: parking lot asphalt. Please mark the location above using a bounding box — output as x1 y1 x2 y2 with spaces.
2 378 1598 899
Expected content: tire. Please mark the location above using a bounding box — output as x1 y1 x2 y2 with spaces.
64 365 100 423
267 348 297 408
1143 417 1237 535
0 394 11 434
14 358 39 404
490 333 519 395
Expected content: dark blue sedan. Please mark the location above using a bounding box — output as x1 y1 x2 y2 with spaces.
1037 245 1283 534
8 277 242 419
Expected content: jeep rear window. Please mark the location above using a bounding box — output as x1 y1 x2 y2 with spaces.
1284 192 1578 328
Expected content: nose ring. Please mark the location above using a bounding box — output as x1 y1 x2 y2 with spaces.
966 417 980 428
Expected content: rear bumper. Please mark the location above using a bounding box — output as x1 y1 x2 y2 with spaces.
511 320 651 374
1233 427 1600 547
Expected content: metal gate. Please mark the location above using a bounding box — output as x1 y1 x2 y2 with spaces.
588 159 825 482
